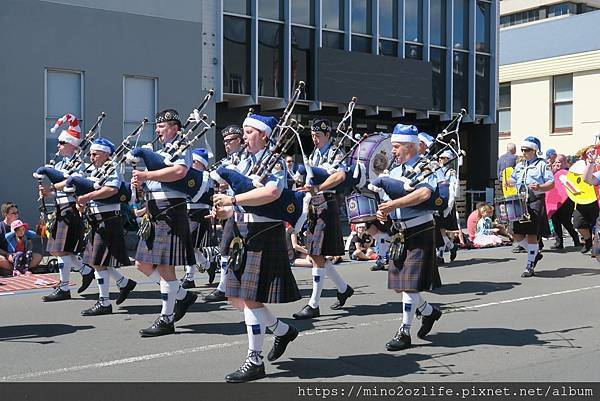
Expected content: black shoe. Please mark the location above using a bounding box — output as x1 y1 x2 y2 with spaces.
204 289 226 302
512 245 526 253
225 359 266 383
330 285 354 310
436 256 446 266
550 242 563 250
181 279 196 289
267 325 298 362
521 268 535 278
116 279 137 305
581 239 592 254
450 244 458 262
42 287 71 302
386 327 412 351
139 315 175 337
81 301 113 316
173 291 198 322
207 262 217 285
417 306 442 339
533 252 543 267
78 270 95 294
292 304 320 320
370 262 386 271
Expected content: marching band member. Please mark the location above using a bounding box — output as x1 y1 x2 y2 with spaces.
550 155 580 250
181 147 212 289
204 125 245 303
377 124 443 351
38 115 95 302
212 114 300 383
437 150 461 261
131 109 197 337
293 119 354 320
509 136 554 278
76 138 137 315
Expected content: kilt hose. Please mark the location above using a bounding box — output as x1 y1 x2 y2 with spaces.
305 192 345 257
188 208 213 248
47 202 84 254
513 195 546 236
135 198 195 266
83 210 130 267
226 221 301 304
388 221 442 292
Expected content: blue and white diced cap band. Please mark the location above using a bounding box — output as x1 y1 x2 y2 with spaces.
521 136 542 154
391 124 419 144
243 114 278 135
192 147 209 167
90 138 115 155
418 132 434 147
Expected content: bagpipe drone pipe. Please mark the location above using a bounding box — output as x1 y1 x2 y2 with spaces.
63 176 132 204
295 164 362 192
210 165 310 233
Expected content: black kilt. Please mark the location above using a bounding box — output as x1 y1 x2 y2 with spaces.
226 221 301 304
388 221 442 292
573 202 599 230
305 192 344 256
47 202 84 254
440 207 459 230
83 210 130 267
188 208 213 248
135 198 195 266
219 216 236 256
513 196 546 236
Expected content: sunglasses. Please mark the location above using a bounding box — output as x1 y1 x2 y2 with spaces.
58 141 68 145
8 211 19 215
286 160 293 163
521 148 534 152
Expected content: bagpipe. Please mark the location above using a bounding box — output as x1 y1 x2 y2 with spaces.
126 90 216 202
209 82 310 232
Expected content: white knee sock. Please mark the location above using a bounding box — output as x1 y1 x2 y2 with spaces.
194 249 207 269
66 254 92 275
56 257 70 291
519 238 528 249
402 292 422 329
217 256 228 293
147 269 161 284
442 236 453 251
95 270 111 306
308 267 326 309
107 267 129 289
160 280 178 322
325 260 348 293
261 306 289 337
175 283 187 301
527 243 539 267
416 298 433 316
378 235 390 261
184 265 195 281
244 307 265 365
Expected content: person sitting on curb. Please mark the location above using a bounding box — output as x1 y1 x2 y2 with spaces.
5 220 37 276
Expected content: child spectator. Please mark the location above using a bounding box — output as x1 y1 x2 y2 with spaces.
466 201 487 244
473 204 504 248
5 220 37 275
348 223 376 261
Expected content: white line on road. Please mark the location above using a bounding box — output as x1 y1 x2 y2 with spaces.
3 283 600 381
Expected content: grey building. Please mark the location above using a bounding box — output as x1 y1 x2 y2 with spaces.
0 0 498 225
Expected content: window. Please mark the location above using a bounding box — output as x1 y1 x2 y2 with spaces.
453 51 468 112
322 0 344 30
124 76 156 145
258 21 284 97
379 0 398 39
498 84 511 135
322 30 344 49
430 48 446 111
548 2 577 17
351 35 372 53
291 26 314 99
379 39 398 57
223 16 251 95
45 69 83 162
292 0 314 25
453 0 469 50
224 0 250 15
430 0 446 46
476 1 490 53
475 54 490 115
258 0 283 20
405 0 423 43
352 0 372 34
553 74 573 132
405 43 422 60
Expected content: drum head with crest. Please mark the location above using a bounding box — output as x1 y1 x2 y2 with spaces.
349 133 392 183
564 160 597 205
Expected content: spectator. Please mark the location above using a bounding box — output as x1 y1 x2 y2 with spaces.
285 224 312 267
348 223 376 261
546 148 557 165
497 142 517 181
466 201 488 245
285 155 297 189
0 203 42 275
5 220 37 275
473 204 504 247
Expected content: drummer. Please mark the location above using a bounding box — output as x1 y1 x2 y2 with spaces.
508 136 554 278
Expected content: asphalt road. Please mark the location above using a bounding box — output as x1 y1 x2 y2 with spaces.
1 240 599 382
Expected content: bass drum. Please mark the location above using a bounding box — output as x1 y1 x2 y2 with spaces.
348 133 392 184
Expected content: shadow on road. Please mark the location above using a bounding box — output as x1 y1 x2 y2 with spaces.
445 258 515 268
433 281 521 296
533 267 600 278
427 327 549 348
0 324 94 344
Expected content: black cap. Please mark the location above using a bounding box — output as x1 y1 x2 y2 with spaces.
311 118 332 133
221 124 243 138
155 109 182 127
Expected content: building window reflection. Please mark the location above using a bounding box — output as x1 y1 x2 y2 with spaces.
323 30 344 49
405 0 423 43
453 0 469 50
430 48 446 111
223 16 251 95
379 39 398 57
379 0 398 39
498 83 511 136
291 26 314 99
352 35 372 53
352 0 372 35
258 21 283 97
405 43 423 60
476 1 490 53
322 0 344 30
292 0 315 26
475 54 489 115
430 0 446 46
224 0 250 15
258 0 283 20
553 74 573 132
453 51 468 112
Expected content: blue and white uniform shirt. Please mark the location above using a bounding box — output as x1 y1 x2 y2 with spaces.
235 149 284 192
89 163 123 208
510 157 553 196
54 156 82 198
145 138 192 197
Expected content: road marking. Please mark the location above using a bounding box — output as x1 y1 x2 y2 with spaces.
2 283 600 381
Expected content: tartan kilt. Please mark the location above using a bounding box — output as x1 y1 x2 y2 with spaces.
388 221 442 292
135 198 195 266
46 203 84 254
219 216 236 256
83 211 130 267
226 221 301 304
513 196 545 236
188 208 213 248
305 192 345 256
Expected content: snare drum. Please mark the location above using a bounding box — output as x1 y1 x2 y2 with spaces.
348 133 392 184
346 193 378 223
495 195 527 223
